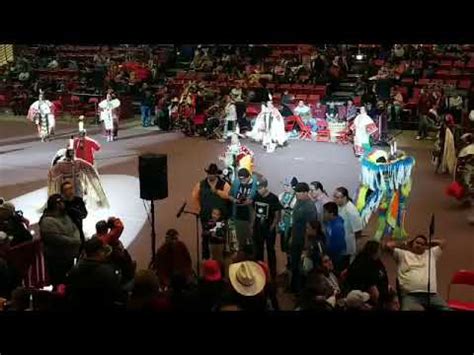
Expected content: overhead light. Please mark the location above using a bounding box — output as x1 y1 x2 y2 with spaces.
356 54 364 61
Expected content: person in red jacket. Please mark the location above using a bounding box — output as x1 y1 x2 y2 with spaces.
152 229 193 289
73 130 101 166
94 217 135 284
95 217 124 246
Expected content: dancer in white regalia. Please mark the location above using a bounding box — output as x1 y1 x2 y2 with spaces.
27 90 55 142
247 101 288 152
99 92 121 142
268 101 288 147
350 106 378 157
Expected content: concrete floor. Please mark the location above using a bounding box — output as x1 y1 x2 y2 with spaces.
1 115 472 307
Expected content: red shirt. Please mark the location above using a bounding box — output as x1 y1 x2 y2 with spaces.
73 137 101 165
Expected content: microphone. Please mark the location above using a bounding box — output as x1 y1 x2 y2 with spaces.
176 202 187 218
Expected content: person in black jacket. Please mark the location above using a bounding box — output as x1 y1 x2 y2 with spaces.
61 182 87 249
66 237 124 310
192 164 231 260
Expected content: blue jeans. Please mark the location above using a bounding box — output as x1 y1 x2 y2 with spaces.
401 293 451 311
141 105 151 127
304 118 318 132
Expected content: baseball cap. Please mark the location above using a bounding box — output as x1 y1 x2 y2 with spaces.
294 182 310 193
237 168 250 178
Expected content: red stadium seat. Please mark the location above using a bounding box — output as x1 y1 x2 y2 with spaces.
285 116 297 132
447 270 474 311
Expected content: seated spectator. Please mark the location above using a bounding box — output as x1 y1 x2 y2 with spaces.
95 217 124 246
295 291 335 311
0 231 17 299
197 259 227 311
322 202 346 272
313 102 327 120
315 254 341 296
128 269 172 311
153 229 193 289
66 237 124 310
342 290 373 310
18 71 30 82
384 235 450 311
295 268 336 311
0 200 33 247
294 100 312 121
47 59 59 69
39 194 81 288
94 217 135 284
228 260 267 311
343 240 389 308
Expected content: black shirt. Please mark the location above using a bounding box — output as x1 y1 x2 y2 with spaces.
343 257 389 305
254 192 283 229
292 199 317 245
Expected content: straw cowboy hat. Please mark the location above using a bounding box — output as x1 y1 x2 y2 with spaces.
229 261 266 297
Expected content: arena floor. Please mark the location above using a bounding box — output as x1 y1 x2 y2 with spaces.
1 115 472 308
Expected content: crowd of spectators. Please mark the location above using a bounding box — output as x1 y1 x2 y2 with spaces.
0 43 471 311
0 161 452 311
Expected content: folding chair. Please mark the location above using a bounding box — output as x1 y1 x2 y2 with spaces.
284 115 297 132
294 115 312 140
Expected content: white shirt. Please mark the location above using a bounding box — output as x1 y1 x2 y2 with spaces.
338 201 363 256
393 247 442 294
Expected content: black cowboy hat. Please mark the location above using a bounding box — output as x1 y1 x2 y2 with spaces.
205 163 222 175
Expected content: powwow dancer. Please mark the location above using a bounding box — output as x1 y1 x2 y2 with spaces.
27 90 55 142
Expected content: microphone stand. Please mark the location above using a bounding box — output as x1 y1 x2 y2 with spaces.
427 213 435 310
182 209 201 276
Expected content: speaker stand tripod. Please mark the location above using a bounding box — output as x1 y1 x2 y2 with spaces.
182 210 201 276
148 199 157 268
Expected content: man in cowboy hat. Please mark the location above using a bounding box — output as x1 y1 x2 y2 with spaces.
228 260 267 310
192 163 231 259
